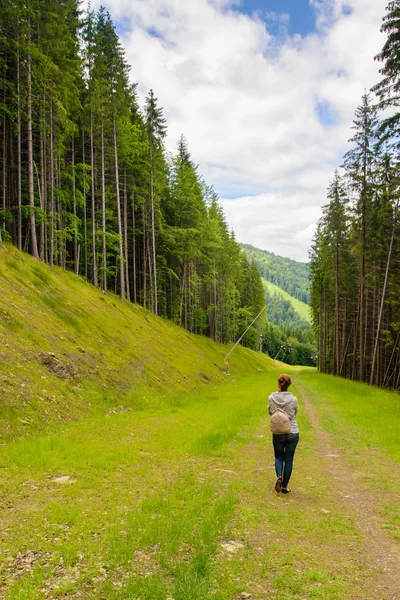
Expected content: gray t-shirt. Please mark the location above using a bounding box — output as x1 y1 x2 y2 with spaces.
268 391 299 434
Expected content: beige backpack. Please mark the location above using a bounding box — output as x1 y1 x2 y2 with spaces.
270 405 291 434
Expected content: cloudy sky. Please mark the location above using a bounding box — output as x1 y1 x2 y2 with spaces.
89 0 388 262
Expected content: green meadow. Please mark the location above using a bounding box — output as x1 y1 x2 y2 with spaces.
1 368 400 599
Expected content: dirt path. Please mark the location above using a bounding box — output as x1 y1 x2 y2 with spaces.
298 385 400 600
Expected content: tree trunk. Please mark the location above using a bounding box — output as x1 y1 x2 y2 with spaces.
143 213 147 309
101 118 106 291
179 261 186 327
334 244 340 375
90 108 97 286
132 190 137 303
359 133 368 381
318 293 323 372
1 103 6 239
324 290 328 372
27 18 39 259
359 258 365 381
17 45 22 251
352 296 360 381
123 169 130 301
82 127 88 280
33 161 43 256
57 157 65 268
149 144 158 314
72 137 79 274
340 320 354 378
49 103 55 266
113 113 125 300
38 96 45 260
214 272 218 342
147 236 153 308
340 294 347 376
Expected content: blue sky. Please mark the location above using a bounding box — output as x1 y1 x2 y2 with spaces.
114 1 317 39
238 0 316 36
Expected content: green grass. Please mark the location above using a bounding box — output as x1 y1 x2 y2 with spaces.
381 503 400 539
297 369 400 546
262 278 311 322
298 370 400 461
0 369 368 599
0 373 265 598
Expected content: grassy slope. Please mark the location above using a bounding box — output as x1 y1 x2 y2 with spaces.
0 243 270 443
262 278 311 322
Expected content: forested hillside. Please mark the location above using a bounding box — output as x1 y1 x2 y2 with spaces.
309 2 400 390
241 244 310 304
261 284 316 367
0 2 265 347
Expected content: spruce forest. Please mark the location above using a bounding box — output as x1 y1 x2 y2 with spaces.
0 1 266 346
310 1 400 390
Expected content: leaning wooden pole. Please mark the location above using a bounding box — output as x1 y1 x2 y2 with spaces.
370 200 398 385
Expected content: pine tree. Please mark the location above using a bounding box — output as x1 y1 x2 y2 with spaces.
343 92 379 381
144 89 167 314
324 172 351 374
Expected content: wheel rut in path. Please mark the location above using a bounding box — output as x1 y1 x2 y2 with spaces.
298 385 400 600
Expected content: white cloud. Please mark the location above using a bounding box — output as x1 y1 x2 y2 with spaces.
221 190 325 262
88 0 387 261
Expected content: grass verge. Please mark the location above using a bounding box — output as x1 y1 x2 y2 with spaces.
297 369 400 541
0 368 380 599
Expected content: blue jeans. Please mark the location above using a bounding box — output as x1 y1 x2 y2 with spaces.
273 433 299 489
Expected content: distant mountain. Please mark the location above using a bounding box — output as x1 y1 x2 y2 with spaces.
240 244 310 304
241 244 315 365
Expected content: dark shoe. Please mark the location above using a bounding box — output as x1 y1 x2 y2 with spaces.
281 487 291 494
275 476 282 493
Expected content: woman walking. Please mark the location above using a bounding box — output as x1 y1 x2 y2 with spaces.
268 374 299 494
